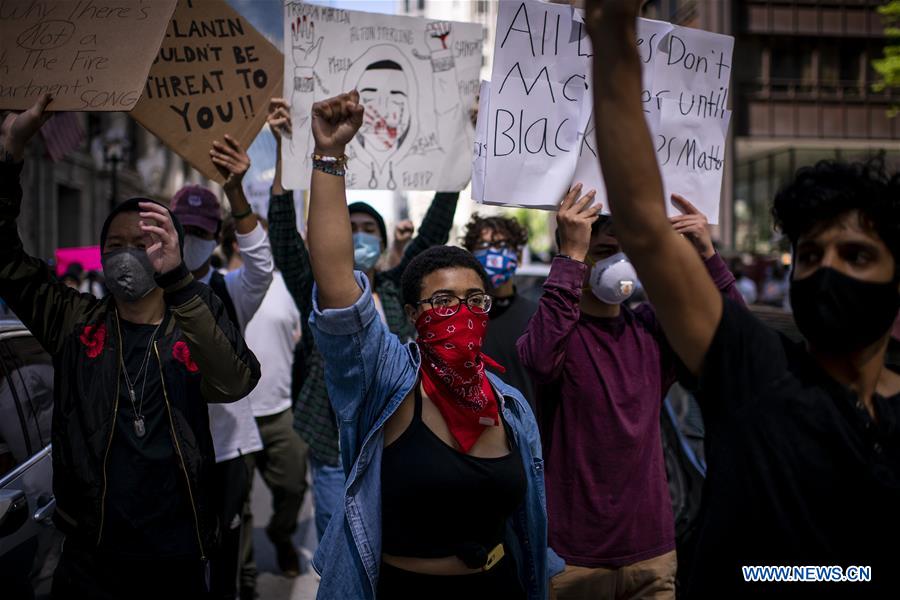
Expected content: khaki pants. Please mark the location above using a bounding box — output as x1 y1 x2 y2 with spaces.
551 551 677 600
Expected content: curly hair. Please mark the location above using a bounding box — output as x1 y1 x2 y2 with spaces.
772 158 900 265
461 213 529 252
400 246 490 306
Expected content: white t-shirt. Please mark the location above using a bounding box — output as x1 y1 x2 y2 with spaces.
199 223 272 462
243 272 301 417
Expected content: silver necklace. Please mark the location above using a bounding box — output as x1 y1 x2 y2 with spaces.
117 311 162 438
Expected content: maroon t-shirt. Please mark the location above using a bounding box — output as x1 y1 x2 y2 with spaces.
517 254 739 567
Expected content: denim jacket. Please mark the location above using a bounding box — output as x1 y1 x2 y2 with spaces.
309 272 554 599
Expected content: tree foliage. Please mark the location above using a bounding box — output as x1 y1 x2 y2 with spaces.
873 0 900 114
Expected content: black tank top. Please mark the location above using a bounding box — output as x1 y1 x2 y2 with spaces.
380 383 527 567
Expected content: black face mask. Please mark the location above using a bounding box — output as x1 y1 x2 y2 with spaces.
790 267 900 354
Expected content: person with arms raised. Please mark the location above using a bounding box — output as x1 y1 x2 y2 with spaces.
518 184 740 599
0 95 260 599
265 97 461 543
584 1 900 597
301 91 549 600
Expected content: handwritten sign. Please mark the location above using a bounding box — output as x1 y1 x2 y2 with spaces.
281 2 483 191
130 0 283 183
481 0 733 223
0 0 177 111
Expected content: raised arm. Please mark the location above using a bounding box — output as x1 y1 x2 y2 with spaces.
308 91 365 309
517 184 600 383
586 0 721 374
265 98 316 328
212 134 274 327
0 95 97 355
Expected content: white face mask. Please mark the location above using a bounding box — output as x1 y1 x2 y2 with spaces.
588 252 638 305
183 235 217 272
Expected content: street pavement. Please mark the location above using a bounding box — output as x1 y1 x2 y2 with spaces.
250 470 320 600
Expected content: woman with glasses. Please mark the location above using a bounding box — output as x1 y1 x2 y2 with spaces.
301 91 550 600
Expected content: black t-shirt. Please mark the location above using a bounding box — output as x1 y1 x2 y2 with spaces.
686 299 900 598
483 293 538 410
102 319 197 559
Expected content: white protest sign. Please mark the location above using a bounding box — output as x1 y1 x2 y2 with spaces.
482 0 587 210
471 80 490 203
483 0 733 223
280 2 483 191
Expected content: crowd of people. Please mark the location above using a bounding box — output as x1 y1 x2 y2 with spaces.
0 1 898 599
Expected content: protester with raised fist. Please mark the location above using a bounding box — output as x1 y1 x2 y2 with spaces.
265 96 460 544
0 94 260 599
585 0 900 596
300 91 548 600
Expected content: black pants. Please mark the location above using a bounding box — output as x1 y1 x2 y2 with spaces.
51 541 206 600
378 557 526 600
209 454 251 600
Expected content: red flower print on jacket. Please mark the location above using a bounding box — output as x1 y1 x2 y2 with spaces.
172 341 199 373
79 323 107 359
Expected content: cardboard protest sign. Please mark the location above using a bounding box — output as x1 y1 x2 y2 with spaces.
281 2 483 191
0 0 177 111
481 0 733 223
131 0 283 183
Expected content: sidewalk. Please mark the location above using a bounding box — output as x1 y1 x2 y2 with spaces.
250 470 320 600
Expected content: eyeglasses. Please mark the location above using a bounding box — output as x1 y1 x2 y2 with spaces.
416 292 493 317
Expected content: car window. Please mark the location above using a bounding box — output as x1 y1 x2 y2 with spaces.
0 333 54 479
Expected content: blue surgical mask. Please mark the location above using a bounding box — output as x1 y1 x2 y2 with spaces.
353 232 382 271
474 247 519 288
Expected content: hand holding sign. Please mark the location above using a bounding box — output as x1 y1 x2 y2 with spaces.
210 135 251 192
670 193 714 259
311 91 365 156
556 183 602 263
0 93 53 161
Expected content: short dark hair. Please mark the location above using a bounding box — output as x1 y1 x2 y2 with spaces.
772 158 900 265
400 246 490 306
461 213 529 252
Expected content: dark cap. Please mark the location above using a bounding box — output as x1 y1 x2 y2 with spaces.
347 202 387 247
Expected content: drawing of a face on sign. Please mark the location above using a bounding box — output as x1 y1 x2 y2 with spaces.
358 61 411 154
344 45 419 189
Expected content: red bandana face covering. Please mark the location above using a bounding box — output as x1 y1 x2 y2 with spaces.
415 307 505 453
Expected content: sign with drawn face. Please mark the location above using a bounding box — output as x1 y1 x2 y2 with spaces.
281 2 483 191
0 0 177 111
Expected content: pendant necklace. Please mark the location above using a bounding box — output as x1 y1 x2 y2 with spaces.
117 311 162 438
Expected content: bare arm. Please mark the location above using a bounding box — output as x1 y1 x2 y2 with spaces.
268 98 292 195
586 0 721 374
308 91 365 309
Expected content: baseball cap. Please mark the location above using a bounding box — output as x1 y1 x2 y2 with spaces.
171 185 221 234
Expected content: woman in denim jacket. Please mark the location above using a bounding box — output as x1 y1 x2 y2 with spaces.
301 91 554 599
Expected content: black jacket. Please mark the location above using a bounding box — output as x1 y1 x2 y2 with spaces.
0 160 261 558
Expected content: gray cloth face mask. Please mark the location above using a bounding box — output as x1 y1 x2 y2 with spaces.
101 248 158 302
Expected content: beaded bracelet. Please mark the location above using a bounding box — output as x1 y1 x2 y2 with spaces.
312 153 348 177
